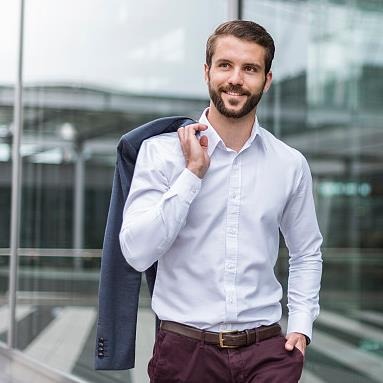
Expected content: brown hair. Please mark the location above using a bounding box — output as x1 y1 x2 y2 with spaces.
206 20 275 74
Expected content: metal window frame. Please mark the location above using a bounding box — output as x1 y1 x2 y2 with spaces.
8 0 25 349
227 0 241 19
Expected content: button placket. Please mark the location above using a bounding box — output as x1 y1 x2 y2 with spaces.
224 155 241 322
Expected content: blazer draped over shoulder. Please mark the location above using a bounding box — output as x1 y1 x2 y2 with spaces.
95 116 196 370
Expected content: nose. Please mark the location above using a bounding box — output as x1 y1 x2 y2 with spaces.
228 67 243 86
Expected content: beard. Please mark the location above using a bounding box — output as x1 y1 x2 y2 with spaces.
208 81 264 119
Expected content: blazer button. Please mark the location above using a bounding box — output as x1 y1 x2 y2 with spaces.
98 347 104 351
98 352 104 358
98 342 103 346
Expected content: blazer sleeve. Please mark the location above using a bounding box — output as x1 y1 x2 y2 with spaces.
95 141 142 370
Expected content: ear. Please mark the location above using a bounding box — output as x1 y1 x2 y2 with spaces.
263 71 273 93
204 63 210 84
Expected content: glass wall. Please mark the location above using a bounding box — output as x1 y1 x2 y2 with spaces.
5 1 226 383
1 0 382 382
0 0 18 345
243 0 383 382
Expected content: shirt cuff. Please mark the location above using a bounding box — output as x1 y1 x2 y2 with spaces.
165 168 202 204
286 311 314 343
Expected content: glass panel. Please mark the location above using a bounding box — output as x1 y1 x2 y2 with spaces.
243 1 383 382
0 1 18 345
18 1 227 382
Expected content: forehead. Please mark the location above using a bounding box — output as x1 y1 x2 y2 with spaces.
212 35 266 68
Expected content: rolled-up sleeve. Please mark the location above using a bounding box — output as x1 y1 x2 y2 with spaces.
279 154 323 341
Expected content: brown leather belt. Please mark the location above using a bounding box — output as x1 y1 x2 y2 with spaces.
160 321 281 349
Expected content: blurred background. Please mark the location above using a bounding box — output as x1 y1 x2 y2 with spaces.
0 0 382 382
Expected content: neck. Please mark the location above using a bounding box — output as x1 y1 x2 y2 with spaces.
207 103 256 152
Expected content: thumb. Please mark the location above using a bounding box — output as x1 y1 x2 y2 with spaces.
200 135 208 149
285 339 296 351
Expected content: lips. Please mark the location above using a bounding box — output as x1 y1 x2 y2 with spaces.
220 86 250 97
225 91 245 96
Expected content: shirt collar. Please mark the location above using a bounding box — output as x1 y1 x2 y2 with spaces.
198 107 262 156
198 108 221 157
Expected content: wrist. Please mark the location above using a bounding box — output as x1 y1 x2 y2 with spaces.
187 164 206 179
296 333 310 346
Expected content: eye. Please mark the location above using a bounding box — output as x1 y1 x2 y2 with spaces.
244 65 257 73
218 62 230 69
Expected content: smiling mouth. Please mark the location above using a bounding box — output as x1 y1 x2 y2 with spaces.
224 91 246 96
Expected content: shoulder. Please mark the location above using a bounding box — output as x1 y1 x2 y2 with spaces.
259 126 306 169
142 132 181 153
138 132 183 166
259 127 313 195
144 131 179 145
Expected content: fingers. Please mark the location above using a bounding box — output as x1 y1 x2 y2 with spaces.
177 124 210 179
177 127 187 156
183 123 208 134
184 123 207 143
177 124 208 151
177 126 186 144
178 123 206 139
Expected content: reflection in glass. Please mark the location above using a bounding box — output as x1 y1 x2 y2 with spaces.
12 1 226 382
243 1 383 382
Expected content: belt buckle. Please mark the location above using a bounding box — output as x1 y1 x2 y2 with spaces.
218 330 239 348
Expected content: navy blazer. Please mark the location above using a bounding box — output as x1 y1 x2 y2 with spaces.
95 116 196 370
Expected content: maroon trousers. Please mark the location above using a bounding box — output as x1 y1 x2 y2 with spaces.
148 328 304 383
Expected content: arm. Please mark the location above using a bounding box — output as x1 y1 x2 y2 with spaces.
279 154 323 353
119 123 209 272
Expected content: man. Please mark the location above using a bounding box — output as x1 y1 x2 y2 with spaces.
119 20 323 383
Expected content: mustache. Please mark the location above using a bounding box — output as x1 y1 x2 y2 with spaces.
219 85 251 96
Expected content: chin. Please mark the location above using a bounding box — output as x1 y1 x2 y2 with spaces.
225 103 243 112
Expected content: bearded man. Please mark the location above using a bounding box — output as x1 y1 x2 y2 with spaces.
119 20 323 383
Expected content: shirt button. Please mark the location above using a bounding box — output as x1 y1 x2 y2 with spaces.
229 228 236 234
231 193 236 199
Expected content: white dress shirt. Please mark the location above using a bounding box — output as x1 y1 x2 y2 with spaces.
119 108 323 340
